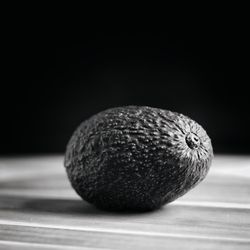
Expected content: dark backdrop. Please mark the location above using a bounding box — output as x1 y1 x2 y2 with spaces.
1 31 249 154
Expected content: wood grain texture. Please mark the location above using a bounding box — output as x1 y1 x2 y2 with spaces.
0 155 250 249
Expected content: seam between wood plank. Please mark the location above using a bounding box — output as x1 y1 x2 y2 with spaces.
0 240 108 250
173 201 250 209
0 240 85 250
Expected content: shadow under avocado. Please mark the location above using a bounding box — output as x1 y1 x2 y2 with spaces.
0 195 159 216
23 197 103 215
23 197 159 216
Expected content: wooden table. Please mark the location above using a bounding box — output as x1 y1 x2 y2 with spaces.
0 155 249 249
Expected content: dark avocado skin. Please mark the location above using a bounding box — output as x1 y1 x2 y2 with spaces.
65 106 213 211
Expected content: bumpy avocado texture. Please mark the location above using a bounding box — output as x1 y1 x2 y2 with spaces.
64 106 213 211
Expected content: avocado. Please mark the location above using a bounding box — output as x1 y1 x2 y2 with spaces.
64 106 213 211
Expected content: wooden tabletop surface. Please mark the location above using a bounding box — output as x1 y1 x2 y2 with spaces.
0 155 249 250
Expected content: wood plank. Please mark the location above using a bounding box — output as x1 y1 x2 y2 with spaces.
0 155 249 249
0 224 250 250
0 195 249 242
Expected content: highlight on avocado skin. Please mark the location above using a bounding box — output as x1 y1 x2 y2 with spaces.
64 106 213 211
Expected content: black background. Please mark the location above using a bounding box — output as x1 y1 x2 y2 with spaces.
1 31 249 155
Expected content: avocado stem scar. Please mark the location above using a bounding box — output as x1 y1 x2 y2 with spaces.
186 132 200 149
